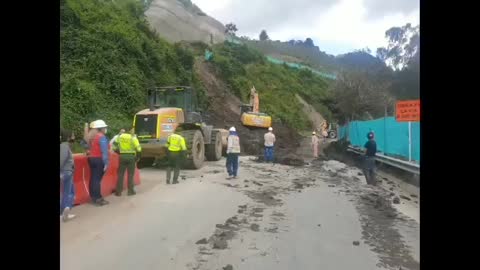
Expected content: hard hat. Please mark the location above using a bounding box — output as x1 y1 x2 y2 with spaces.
91 120 108 129
312 131 316 135
229 126 236 132
268 127 273 131
367 132 374 139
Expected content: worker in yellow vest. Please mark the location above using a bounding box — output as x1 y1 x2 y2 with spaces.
166 127 187 184
113 127 141 196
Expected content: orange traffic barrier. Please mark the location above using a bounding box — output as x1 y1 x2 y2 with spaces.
66 152 141 205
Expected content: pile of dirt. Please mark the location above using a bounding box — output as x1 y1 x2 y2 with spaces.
194 60 302 159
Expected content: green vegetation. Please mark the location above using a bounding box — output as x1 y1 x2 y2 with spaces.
60 0 334 139
60 0 200 136
211 42 334 130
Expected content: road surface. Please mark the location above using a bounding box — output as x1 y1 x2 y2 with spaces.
61 156 419 270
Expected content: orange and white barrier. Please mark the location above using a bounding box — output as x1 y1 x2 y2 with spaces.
68 152 141 205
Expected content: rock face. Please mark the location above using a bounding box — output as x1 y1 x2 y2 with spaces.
145 0 226 44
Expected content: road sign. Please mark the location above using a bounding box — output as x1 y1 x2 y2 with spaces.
396 100 420 122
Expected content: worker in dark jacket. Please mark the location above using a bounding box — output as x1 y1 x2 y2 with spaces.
113 127 141 196
363 131 377 185
60 128 76 222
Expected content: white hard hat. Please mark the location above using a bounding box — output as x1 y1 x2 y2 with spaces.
229 126 236 132
91 120 108 129
268 127 273 131
312 131 316 135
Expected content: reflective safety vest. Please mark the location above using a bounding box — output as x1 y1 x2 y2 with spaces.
89 132 109 158
166 133 187 152
114 133 141 154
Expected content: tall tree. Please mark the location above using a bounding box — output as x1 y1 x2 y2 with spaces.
225 23 238 36
376 23 419 71
332 71 394 123
304 38 314 47
259 30 269 41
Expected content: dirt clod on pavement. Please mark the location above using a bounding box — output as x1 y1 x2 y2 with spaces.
212 238 228 249
250 223 260 232
196 238 208 244
222 264 233 270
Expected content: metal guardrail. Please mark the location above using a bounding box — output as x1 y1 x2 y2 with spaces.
347 146 420 175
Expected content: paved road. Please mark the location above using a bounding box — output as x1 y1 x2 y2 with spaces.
61 157 419 270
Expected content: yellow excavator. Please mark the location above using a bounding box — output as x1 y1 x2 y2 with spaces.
240 86 272 128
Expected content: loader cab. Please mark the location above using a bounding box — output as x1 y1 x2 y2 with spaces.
149 86 196 112
148 86 202 123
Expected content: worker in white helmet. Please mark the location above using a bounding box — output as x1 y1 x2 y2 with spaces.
226 127 241 179
264 127 276 162
311 131 319 158
87 120 110 206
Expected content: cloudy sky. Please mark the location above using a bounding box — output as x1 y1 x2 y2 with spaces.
192 0 419 56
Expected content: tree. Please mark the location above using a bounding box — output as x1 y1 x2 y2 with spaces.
331 71 393 123
304 38 314 47
376 23 419 70
259 30 269 41
225 23 238 35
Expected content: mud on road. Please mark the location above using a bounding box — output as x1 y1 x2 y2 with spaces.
185 157 419 270
61 152 419 270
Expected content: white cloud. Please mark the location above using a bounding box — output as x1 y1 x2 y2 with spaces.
192 0 419 55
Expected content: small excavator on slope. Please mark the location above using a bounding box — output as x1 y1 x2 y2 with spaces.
239 86 272 129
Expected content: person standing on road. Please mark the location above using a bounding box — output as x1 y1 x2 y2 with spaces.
264 127 276 163
60 128 76 222
165 127 187 184
363 131 377 186
88 120 110 206
110 128 126 147
113 127 141 196
311 131 319 158
226 126 241 179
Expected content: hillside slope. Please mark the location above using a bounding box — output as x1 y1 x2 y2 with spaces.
145 0 226 44
209 42 334 131
194 58 302 158
60 0 200 134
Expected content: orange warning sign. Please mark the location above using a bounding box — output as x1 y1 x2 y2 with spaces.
396 100 420 122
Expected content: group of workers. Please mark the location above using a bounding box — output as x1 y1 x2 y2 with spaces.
60 120 143 222
59 120 195 222
225 125 275 179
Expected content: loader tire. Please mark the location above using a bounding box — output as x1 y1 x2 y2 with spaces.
206 130 222 161
180 130 205 169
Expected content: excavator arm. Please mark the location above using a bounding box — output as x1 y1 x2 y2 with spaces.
250 86 259 113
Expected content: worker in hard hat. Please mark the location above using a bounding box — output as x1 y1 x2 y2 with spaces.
264 127 276 163
363 131 377 186
113 127 141 196
226 127 241 179
88 120 110 206
311 131 319 158
165 127 187 184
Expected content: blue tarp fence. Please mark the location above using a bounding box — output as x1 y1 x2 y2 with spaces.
338 117 420 163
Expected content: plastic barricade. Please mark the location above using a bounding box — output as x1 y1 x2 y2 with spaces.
64 152 141 205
